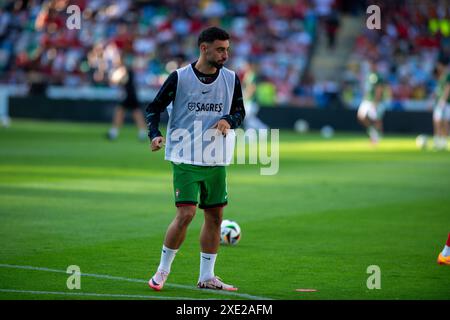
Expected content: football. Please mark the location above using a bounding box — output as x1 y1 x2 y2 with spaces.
220 220 241 245
294 119 309 133
416 134 428 150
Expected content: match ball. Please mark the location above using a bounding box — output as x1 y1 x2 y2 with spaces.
220 220 241 245
294 119 309 133
416 134 428 150
321 125 334 139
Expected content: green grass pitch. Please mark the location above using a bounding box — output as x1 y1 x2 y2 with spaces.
0 120 449 300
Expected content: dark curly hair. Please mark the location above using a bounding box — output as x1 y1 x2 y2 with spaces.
197 27 230 47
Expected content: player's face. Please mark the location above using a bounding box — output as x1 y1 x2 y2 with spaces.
437 63 447 76
204 40 230 69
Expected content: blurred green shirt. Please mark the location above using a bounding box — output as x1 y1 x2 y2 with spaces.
436 72 450 104
363 72 384 102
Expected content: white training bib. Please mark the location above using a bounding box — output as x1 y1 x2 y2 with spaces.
165 64 236 166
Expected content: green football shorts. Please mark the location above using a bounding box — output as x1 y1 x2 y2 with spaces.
171 162 228 209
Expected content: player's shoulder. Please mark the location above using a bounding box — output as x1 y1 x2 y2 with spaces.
174 64 191 77
220 66 236 82
221 66 235 75
177 64 192 72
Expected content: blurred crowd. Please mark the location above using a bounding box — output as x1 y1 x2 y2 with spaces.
0 0 323 105
5 0 443 110
342 0 450 110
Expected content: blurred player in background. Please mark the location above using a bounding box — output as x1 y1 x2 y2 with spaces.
241 61 267 130
431 57 450 151
146 27 245 292
437 233 450 265
0 87 11 127
357 60 388 145
107 57 147 141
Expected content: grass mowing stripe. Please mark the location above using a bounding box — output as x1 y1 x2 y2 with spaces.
0 264 272 300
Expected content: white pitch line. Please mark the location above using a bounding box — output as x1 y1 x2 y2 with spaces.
0 288 197 300
0 263 272 300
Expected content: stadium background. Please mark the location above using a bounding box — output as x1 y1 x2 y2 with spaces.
1 0 449 131
0 0 449 300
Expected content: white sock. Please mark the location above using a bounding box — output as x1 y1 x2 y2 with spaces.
442 245 450 257
199 252 217 282
157 245 178 273
109 127 119 138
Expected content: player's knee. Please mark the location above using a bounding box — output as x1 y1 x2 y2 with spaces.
204 209 223 227
175 206 196 227
357 116 366 126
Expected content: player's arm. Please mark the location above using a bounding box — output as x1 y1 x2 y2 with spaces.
145 71 177 151
215 75 246 136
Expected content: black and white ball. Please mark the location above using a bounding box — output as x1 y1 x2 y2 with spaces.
294 119 309 133
416 134 428 150
220 220 241 245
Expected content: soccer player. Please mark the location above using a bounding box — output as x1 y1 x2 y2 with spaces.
431 58 450 150
107 57 147 141
241 61 268 130
145 27 245 291
357 60 387 145
437 233 450 265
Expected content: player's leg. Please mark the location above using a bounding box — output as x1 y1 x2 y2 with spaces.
200 207 222 254
443 120 449 150
197 207 236 291
433 119 441 149
357 101 371 129
366 103 382 144
358 115 371 129
131 108 147 141
107 106 125 140
358 100 379 143
149 205 197 291
197 206 223 284
433 107 444 149
374 119 383 135
0 87 11 127
437 233 450 265
196 167 237 291
442 106 450 150
164 205 197 250
149 163 200 291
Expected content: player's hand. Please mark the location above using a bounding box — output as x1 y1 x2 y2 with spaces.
212 119 230 137
151 136 165 152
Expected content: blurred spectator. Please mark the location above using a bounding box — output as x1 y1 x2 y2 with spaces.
314 0 340 50
255 76 277 107
325 9 339 50
0 0 320 108
342 0 450 110
291 71 317 107
240 60 267 129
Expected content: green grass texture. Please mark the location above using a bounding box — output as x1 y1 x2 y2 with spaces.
0 120 449 300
